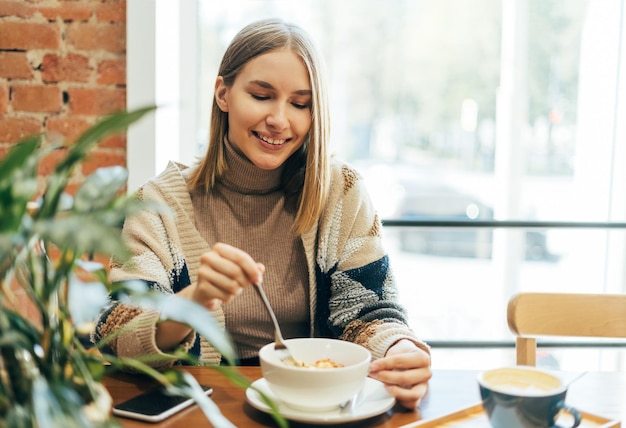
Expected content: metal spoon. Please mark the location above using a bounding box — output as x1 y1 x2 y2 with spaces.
253 280 300 367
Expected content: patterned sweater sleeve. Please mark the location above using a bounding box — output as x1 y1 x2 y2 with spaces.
315 161 430 360
92 167 197 368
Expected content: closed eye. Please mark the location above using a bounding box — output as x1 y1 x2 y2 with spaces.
251 94 269 101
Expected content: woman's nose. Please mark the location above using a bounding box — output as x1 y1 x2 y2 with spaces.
266 103 288 130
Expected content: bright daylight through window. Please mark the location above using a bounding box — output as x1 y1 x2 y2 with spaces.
162 0 626 371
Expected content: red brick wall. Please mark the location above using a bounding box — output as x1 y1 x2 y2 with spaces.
0 0 127 192
0 0 127 321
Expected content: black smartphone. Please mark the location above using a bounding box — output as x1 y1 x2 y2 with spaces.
112 384 213 423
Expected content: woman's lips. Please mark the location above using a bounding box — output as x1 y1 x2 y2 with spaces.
254 131 289 145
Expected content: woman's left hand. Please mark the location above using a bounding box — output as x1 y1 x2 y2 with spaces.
368 339 432 409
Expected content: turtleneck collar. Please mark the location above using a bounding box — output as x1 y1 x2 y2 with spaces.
219 137 284 194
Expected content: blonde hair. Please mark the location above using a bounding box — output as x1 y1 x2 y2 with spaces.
188 19 330 235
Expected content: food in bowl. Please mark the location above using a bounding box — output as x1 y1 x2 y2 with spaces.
293 358 344 369
259 338 371 412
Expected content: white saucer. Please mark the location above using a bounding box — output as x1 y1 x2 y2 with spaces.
245 377 396 424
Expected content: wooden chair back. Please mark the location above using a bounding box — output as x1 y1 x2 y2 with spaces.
507 292 626 366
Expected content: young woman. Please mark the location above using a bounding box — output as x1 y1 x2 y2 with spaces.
95 18 431 409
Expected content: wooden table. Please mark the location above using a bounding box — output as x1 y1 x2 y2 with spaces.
104 367 626 427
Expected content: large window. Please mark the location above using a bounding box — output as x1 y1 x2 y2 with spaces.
131 0 626 370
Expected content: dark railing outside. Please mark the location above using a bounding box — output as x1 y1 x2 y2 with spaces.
382 219 626 230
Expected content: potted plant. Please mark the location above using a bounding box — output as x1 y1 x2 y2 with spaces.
0 107 285 428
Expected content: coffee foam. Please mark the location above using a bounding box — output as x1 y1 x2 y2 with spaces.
481 367 564 396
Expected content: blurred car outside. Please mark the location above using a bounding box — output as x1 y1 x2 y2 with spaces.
352 160 557 262
393 185 554 261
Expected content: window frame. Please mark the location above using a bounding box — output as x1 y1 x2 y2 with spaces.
126 0 199 191
127 0 626 355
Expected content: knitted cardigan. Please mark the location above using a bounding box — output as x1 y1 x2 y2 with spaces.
93 159 429 368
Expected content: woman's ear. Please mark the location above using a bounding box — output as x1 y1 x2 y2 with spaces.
215 76 229 112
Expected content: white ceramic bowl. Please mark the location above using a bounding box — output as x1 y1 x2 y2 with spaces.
259 338 371 412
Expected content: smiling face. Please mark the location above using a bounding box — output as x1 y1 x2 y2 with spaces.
214 48 313 170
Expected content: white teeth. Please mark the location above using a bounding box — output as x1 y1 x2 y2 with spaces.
258 134 286 145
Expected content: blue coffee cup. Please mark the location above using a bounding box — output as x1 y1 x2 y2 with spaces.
478 366 581 428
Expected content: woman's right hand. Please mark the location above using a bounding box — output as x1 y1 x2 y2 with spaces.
157 243 262 351
183 242 264 310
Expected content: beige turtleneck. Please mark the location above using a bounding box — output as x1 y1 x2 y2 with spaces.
188 141 309 360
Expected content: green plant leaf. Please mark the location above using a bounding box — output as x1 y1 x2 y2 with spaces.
209 366 288 428
55 106 156 176
2 404 34 427
36 106 156 219
34 217 130 262
163 370 237 428
0 136 42 233
80 353 108 383
0 135 41 183
106 196 171 231
99 354 176 385
75 259 108 274
0 311 41 349
0 232 25 280
32 376 95 428
68 277 109 327
73 166 128 213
